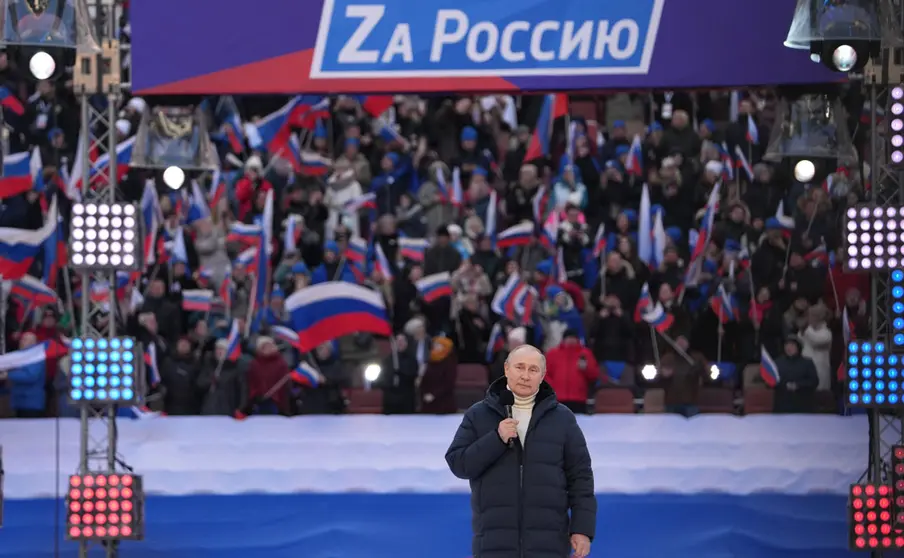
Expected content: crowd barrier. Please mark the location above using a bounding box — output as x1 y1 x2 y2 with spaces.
0 415 878 557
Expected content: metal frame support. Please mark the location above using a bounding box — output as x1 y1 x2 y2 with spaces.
74 2 127 557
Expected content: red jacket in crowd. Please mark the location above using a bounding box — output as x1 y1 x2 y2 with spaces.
544 341 600 403
235 176 273 221
247 351 290 414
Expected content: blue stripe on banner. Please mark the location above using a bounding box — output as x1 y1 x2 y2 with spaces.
0 493 864 558
290 298 385 331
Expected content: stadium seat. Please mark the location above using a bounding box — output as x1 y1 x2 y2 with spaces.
815 390 838 414
697 388 734 413
593 388 635 414
643 388 665 413
455 364 488 389
743 386 774 414
347 389 383 414
454 364 489 411
742 364 760 389
374 338 392 359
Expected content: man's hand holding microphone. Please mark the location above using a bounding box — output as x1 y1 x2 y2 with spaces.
498 418 519 445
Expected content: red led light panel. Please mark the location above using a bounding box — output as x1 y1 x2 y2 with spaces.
64 474 144 541
849 483 904 551
894 446 904 527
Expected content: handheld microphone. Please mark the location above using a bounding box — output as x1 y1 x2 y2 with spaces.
498 391 515 448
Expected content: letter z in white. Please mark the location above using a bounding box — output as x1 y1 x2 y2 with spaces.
337 5 384 64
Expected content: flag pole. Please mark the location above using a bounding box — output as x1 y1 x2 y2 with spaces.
657 330 694 365
717 304 723 365
649 326 661 371
0 276 5 354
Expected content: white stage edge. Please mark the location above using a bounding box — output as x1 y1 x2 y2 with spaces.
0 414 869 499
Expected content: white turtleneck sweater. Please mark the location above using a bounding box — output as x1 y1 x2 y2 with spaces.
511 391 537 446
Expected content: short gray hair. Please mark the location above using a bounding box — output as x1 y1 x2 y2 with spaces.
505 344 546 374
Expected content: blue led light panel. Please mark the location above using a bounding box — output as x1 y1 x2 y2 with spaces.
892 270 904 349
845 341 904 407
68 337 143 406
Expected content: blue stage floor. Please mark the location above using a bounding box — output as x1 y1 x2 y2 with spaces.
0 493 885 558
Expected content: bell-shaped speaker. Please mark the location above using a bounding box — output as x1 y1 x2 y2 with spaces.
784 0 902 72
130 106 220 172
763 94 858 165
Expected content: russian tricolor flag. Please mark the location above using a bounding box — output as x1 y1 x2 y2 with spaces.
486 189 498 247
86 137 135 190
283 214 303 253
343 192 377 214
355 95 394 118
298 149 332 177
709 284 739 323
0 195 58 279
144 343 161 387
641 303 674 333
224 319 242 361
524 94 568 162
491 273 527 322
538 211 558 251
227 223 263 247
290 361 324 387
285 282 391 352
271 325 303 352
234 246 257 267
0 148 42 198
734 144 754 181
745 114 759 145
186 180 212 224
399 237 429 262
625 134 644 178
0 339 68 369
434 167 463 206
374 243 394 281
345 237 368 265
496 222 533 249
140 182 162 266
181 289 214 312
485 322 505 363
41 215 66 289
416 272 453 303
0 86 24 115
804 244 830 266
634 283 653 323
760 346 780 387
8 275 58 306
591 224 607 260
246 96 303 153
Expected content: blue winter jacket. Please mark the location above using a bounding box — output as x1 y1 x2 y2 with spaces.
445 378 596 558
7 361 46 411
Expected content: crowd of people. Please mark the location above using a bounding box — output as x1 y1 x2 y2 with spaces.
0 79 874 419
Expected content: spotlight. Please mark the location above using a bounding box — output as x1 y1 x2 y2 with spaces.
69 202 142 271
843 205 904 272
708 364 721 381
65 474 144 541
68 337 143 405
844 340 902 407
794 159 816 183
363 363 382 382
162 166 185 190
641 364 658 381
832 44 857 72
892 85 903 167
28 51 56 80
849 484 902 550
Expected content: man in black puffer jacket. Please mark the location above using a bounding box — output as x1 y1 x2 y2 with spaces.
445 344 596 558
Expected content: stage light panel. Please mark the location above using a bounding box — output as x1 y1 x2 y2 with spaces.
68 337 143 405
65 474 144 541
849 484 903 551
69 202 142 271
893 446 904 528
844 205 904 271
892 86 903 166
844 341 904 407
893 270 904 348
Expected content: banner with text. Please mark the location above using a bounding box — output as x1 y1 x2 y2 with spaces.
132 0 837 94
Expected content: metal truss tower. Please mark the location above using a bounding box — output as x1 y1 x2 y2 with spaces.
861 2 904 537
72 1 129 556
